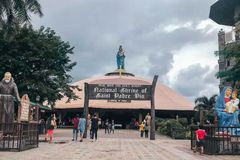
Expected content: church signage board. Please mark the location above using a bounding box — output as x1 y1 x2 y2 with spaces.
88 84 152 100
19 94 30 122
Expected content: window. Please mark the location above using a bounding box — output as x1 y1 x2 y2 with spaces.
226 60 230 67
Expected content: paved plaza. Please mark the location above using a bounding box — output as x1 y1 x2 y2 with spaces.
0 129 239 160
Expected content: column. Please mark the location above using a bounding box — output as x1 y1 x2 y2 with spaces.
139 113 143 124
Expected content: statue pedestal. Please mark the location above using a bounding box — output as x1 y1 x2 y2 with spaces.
105 70 135 77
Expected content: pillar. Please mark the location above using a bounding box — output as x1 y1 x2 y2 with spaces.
139 113 143 123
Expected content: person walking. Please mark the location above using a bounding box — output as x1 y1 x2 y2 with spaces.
78 115 86 142
105 119 110 134
45 115 56 143
91 114 99 142
72 114 79 141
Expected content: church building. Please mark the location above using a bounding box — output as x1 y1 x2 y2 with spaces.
54 46 194 128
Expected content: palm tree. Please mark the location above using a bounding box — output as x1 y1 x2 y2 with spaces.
194 94 217 125
0 0 43 27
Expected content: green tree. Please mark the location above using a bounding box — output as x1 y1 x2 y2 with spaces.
0 0 43 27
216 43 240 88
0 25 79 106
194 95 217 124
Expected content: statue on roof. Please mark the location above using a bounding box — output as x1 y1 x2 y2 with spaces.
116 45 125 69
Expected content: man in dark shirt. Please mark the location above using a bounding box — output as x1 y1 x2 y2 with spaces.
72 114 79 141
91 113 99 142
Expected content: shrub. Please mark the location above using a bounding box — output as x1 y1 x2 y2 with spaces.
178 118 188 126
157 119 183 136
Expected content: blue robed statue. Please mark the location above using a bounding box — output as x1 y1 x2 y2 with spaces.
116 45 125 69
215 86 240 133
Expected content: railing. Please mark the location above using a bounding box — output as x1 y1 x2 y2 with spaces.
0 122 38 151
191 125 240 155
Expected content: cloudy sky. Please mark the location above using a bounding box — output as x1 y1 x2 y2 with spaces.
32 0 232 102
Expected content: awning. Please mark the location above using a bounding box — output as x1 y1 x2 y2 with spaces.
209 0 240 26
30 102 52 111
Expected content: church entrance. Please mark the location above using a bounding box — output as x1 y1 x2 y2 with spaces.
101 111 136 129
90 109 144 129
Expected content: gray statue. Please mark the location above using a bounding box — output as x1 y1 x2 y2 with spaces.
116 45 125 69
0 72 20 123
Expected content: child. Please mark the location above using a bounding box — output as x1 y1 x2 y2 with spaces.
194 125 206 155
225 90 239 113
139 122 144 137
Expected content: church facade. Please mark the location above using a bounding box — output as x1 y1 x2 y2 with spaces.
54 69 194 128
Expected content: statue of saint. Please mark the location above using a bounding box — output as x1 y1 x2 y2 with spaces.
116 45 125 69
224 90 239 113
0 72 20 123
215 86 240 129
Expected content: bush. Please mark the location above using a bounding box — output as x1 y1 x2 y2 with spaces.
185 131 191 139
156 118 192 139
172 130 186 139
157 119 183 136
178 118 188 126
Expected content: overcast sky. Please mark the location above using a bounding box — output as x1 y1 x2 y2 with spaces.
32 0 232 102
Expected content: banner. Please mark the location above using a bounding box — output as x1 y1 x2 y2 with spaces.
20 94 30 121
88 84 151 100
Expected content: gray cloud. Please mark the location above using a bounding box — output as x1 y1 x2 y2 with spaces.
148 52 173 83
31 0 220 99
173 64 219 100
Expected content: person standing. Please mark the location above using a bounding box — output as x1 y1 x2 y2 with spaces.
72 114 79 141
145 113 151 126
105 119 110 134
91 114 99 142
111 120 115 134
144 122 149 138
194 125 206 155
45 115 56 143
78 115 86 142
87 114 92 138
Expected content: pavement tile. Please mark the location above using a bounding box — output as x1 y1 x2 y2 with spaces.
0 129 239 160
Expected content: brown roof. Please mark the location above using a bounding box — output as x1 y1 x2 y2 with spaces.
55 75 193 111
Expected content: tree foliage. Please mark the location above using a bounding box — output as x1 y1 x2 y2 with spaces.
194 95 217 111
216 43 240 88
0 25 79 105
0 0 43 26
194 95 217 124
